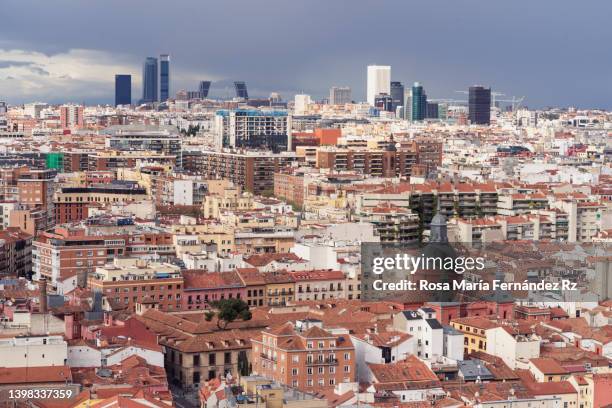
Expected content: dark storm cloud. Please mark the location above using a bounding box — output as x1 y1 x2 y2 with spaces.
0 0 611 108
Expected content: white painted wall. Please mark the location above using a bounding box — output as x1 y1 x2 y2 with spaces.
67 345 102 367
0 335 67 367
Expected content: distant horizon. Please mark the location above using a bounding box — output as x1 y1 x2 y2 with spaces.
1 0 612 109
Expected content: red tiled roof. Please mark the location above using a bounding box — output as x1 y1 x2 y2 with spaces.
0 365 72 384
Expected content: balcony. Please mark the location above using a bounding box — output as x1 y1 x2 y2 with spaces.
305 357 338 366
260 353 277 362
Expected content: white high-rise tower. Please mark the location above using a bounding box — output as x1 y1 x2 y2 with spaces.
366 65 391 106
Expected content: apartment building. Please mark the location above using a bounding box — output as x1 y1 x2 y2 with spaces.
290 270 347 302
230 212 295 255
358 203 420 244
88 258 183 312
252 320 356 392
182 270 245 310
0 227 33 278
104 125 182 166
316 148 417 177
202 183 254 219
274 168 306 207
213 109 292 151
88 150 177 171
450 316 498 357
184 150 299 195
33 224 174 290
54 181 148 224
486 326 540 369
236 267 266 307
264 271 295 307
497 192 549 216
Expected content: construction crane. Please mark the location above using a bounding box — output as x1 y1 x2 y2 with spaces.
455 90 524 111
495 96 525 111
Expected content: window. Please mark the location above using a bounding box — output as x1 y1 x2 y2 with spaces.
209 353 216 365
307 379 313 387
318 341 324 348
307 367 313 375
307 342 313 349
329 366 335 374
318 366 324 374
318 378 324 386
292 368 298 376
344 365 350 373
344 353 350 360
292 355 299 363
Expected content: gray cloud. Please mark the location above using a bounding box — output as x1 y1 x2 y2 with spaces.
0 0 611 108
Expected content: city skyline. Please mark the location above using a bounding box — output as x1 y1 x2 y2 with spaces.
0 0 611 108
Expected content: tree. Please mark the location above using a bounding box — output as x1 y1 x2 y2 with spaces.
204 298 252 330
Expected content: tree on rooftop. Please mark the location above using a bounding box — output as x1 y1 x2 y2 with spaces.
204 298 252 330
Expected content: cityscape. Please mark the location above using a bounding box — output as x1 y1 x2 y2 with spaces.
1 1 612 408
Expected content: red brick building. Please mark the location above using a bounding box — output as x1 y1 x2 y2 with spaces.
252 321 356 392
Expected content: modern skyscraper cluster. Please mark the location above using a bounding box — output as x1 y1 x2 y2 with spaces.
366 65 491 123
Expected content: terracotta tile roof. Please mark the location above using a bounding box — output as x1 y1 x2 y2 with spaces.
530 357 569 375
368 355 439 384
288 269 345 281
244 252 303 267
182 270 244 290
0 365 72 385
235 268 266 286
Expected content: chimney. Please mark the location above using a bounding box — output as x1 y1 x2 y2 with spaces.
39 277 48 313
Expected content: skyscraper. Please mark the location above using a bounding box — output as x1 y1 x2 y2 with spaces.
234 81 249 99
142 57 158 103
294 94 311 115
159 54 170 102
199 81 211 98
114 74 132 106
411 82 427 121
329 86 351 105
374 93 393 112
390 81 404 111
468 86 491 125
366 65 391 106
426 102 439 119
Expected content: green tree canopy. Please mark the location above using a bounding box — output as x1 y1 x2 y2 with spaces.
204 298 252 330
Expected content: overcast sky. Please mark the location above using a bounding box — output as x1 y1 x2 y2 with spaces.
0 0 610 108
